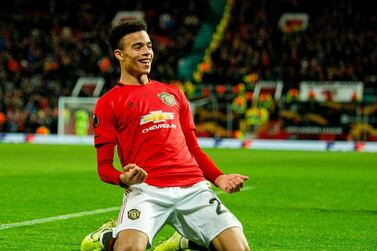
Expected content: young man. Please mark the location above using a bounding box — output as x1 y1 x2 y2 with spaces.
81 20 250 251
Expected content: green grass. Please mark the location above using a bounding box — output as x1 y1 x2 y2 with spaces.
0 144 377 250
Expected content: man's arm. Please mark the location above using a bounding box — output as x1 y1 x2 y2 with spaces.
184 130 249 193
96 143 147 187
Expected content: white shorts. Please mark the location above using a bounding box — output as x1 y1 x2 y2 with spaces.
112 181 243 247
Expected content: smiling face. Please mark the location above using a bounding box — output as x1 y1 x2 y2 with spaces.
114 30 154 81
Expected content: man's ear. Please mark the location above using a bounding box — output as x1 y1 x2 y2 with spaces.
114 49 123 61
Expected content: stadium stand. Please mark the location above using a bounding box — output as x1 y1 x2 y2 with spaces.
0 0 206 133
201 0 376 86
0 0 376 140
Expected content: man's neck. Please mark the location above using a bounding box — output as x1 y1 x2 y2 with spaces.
119 74 149 85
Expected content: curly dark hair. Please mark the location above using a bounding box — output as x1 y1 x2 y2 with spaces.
107 19 148 51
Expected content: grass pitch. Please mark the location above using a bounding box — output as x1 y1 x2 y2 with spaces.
0 143 376 250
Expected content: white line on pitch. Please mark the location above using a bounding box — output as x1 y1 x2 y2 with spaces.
0 206 119 231
0 186 252 231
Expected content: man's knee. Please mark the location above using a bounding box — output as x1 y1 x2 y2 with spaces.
113 229 148 251
211 227 250 251
114 243 145 251
211 241 250 251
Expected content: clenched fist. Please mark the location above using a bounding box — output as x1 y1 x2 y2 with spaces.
119 163 148 186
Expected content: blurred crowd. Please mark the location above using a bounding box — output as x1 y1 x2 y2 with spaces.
0 0 205 133
0 0 376 136
202 0 376 87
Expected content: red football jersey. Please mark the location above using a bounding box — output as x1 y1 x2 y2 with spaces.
93 80 205 186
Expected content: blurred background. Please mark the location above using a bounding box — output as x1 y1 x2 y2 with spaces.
0 0 376 142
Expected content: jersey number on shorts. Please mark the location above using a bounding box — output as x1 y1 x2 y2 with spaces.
209 198 227 215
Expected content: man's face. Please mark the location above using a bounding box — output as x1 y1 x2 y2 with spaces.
118 30 154 77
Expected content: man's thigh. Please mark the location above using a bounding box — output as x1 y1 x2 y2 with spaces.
173 182 243 247
113 184 173 246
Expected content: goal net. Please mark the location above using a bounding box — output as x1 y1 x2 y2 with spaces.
58 77 105 136
58 97 98 136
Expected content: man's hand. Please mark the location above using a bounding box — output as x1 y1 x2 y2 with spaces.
119 163 147 186
214 174 249 193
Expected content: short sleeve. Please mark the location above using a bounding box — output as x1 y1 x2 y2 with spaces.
93 98 117 146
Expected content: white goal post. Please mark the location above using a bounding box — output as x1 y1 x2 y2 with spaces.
57 96 216 136
71 77 105 97
58 97 98 135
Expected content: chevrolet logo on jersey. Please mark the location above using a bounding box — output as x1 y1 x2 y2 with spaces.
140 110 174 125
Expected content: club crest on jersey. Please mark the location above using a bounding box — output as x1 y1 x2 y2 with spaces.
128 209 140 220
140 110 174 125
158 92 176 106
